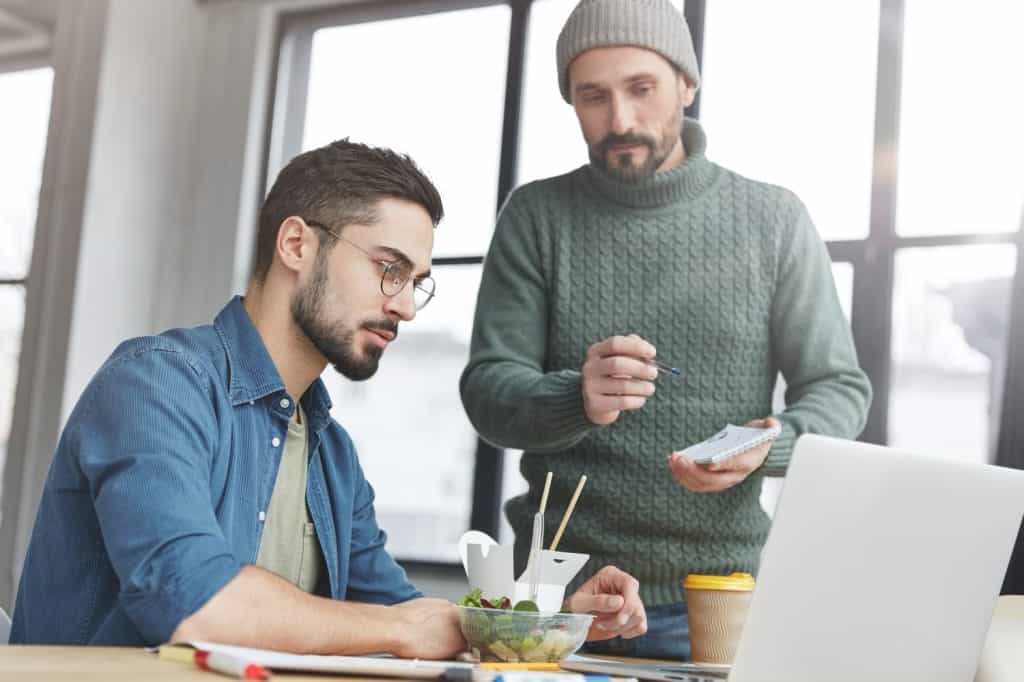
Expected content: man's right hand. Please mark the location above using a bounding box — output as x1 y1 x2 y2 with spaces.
391 598 465 660
582 335 658 425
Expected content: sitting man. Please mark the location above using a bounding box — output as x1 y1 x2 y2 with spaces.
10 140 646 656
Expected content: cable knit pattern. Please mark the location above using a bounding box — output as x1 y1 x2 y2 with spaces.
460 119 871 606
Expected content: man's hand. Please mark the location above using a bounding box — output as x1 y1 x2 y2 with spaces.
565 566 647 641
391 598 466 659
582 335 658 425
668 417 781 493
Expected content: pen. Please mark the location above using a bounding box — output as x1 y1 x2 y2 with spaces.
648 359 682 378
195 649 270 680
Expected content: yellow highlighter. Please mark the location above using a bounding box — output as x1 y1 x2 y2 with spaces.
156 643 198 664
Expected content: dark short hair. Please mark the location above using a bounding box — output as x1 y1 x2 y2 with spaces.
252 139 443 282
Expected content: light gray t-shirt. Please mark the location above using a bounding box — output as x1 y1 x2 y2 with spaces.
256 404 323 593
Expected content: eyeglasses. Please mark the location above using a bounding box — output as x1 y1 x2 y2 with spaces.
303 218 436 311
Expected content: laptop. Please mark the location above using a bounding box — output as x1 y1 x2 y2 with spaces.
563 434 1024 682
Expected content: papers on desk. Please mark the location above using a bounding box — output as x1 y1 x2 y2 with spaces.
161 641 476 678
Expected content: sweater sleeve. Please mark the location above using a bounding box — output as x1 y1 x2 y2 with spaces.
763 199 873 475
460 188 599 452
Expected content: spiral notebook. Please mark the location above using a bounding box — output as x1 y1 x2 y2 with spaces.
674 424 782 465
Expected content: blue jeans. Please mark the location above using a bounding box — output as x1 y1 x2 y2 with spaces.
582 601 690 661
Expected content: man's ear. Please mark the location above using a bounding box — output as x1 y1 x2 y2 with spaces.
678 73 697 108
276 216 314 275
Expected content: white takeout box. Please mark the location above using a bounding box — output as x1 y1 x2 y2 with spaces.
457 530 589 613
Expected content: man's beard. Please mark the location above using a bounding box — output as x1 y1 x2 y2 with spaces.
589 109 683 183
290 255 395 382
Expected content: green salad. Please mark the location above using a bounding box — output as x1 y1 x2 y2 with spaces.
456 589 540 612
455 590 589 662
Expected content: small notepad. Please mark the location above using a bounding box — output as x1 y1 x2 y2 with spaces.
674 424 782 464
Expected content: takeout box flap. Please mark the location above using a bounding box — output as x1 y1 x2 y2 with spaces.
465 541 516 600
458 531 589 612
516 549 589 586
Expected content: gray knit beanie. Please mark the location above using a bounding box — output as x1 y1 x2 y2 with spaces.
556 0 701 103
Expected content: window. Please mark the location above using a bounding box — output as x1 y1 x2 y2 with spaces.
0 66 53 500
700 0 1023 467
889 246 1016 462
700 0 879 242
319 266 485 560
303 7 510 258
283 4 512 562
896 1 1024 237
273 0 1024 565
886 0 1024 458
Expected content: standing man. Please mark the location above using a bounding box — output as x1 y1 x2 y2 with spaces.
461 0 871 659
11 140 645 653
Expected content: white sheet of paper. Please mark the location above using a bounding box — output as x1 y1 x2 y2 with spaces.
188 641 474 678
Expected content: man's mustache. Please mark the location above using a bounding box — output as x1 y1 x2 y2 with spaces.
596 132 656 156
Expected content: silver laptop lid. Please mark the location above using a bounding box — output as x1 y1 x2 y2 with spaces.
730 435 1024 682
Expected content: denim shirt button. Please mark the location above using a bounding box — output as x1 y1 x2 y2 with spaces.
280 398 290 409
271 437 281 448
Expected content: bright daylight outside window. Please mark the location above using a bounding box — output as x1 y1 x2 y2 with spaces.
0 67 53 504
700 0 879 243
889 0 1024 463
299 6 511 561
889 246 1016 462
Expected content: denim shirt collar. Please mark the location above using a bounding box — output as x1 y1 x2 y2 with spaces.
213 296 333 430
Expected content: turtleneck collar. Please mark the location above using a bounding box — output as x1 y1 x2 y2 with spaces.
582 117 719 209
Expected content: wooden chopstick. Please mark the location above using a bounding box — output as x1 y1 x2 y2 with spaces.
549 474 587 551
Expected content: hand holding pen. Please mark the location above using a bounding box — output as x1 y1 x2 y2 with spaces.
581 334 680 426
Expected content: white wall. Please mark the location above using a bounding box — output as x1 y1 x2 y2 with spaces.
61 0 274 418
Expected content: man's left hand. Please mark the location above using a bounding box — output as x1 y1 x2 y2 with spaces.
565 565 647 641
668 417 781 493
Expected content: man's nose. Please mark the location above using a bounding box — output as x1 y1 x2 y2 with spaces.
384 282 417 322
609 94 637 136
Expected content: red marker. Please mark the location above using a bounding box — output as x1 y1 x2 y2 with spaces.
195 649 270 680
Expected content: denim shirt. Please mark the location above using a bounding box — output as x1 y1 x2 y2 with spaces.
11 297 420 646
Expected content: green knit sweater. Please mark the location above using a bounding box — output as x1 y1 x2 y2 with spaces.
460 119 872 606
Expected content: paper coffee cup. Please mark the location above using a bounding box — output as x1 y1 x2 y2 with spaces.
683 572 755 664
